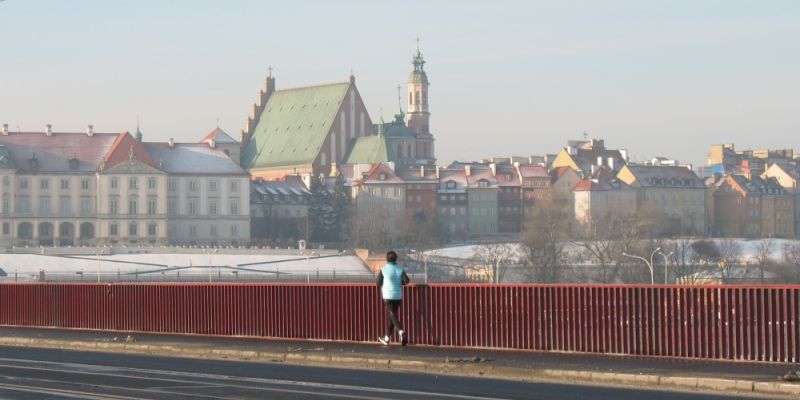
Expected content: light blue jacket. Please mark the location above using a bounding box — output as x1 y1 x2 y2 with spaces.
380 263 405 300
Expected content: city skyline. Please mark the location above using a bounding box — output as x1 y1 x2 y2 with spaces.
1 1 798 167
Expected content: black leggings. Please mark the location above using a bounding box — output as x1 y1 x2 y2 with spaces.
384 299 404 337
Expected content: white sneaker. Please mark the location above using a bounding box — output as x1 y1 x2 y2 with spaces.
378 335 389 346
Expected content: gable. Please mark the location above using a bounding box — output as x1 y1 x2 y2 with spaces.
103 158 165 175
241 82 350 170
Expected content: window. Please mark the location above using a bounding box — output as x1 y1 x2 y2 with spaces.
188 180 198 192
147 198 157 215
110 223 118 236
189 225 198 237
2 223 9 235
80 198 91 215
19 179 28 190
109 198 118 214
147 223 157 236
111 178 118 189
209 180 218 192
168 200 177 215
39 197 51 214
80 179 90 190
40 179 49 190
168 179 177 191
17 198 30 213
210 225 218 237
59 197 71 215
129 177 138 190
128 198 137 215
188 200 198 215
231 224 239 237
148 177 157 190
1 197 8 214
230 202 239 216
60 179 69 190
230 180 240 192
209 200 218 215
128 222 138 236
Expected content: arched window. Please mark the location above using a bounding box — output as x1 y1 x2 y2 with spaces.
396 144 402 157
407 144 412 158
409 92 413 105
415 91 420 105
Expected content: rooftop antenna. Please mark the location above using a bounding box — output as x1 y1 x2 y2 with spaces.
216 117 220 129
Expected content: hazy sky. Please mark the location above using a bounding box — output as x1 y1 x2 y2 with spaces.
1 1 798 167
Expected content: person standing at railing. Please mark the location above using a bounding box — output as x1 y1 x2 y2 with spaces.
376 251 410 346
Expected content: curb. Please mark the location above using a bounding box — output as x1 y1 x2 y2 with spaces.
0 336 797 397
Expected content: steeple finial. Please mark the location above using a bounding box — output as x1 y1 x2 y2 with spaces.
216 117 220 129
134 115 143 142
397 85 403 114
416 36 420 54
378 108 385 136
268 65 273 78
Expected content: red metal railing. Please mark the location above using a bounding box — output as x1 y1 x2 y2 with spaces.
0 283 797 363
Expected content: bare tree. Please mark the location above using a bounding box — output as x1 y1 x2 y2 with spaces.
663 238 695 284
751 239 774 284
575 204 665 283
780 241 800 283
475 243 518 283
687 239 720 284
718 239 743 282
520 196 572 283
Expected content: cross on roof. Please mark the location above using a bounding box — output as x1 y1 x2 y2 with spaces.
267 65 273 78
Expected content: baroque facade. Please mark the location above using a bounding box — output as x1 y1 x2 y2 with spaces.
0 125 249 248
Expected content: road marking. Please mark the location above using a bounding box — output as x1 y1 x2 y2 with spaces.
0 382 143 400
0 356 512 400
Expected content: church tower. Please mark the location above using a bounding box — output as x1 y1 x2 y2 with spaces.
407 39 435 166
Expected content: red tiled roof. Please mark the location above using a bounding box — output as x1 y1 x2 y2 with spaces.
517 164 549 178
550 166 573 179
103 132 160 170
358 163 404 184
0 131 121 173
572 179 607 192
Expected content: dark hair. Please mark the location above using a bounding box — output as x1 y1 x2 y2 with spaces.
386 251 398 263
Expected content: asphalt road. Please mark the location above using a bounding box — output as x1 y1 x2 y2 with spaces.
0 346 776 400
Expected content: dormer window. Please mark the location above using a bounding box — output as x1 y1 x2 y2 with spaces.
505 174 512 181
478 179 489 188
447 181 456 189
28 154 39 171
68 157 80 170
379 173 387 181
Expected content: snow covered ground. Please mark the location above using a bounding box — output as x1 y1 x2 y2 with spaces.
0 253 371 282
426 238 800 263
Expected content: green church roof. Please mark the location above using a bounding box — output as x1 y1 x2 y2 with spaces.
343 135 391 165
242 82 350 170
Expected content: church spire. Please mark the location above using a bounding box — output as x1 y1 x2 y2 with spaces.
134 115 142 142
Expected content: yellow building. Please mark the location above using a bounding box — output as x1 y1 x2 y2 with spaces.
617 165 707 236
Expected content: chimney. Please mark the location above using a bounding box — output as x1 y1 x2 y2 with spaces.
251 103 258 120
490 163 497 177
2 124 8 136
45 124 52 136
86 124 94 136
168 138 175 148
608 157 615 171
465 165 471 176
209 139 216 149
436 166 441 179
420 165 425 177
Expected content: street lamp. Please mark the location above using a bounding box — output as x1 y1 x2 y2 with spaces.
408 249 429 284
202 248 219 283
658 251 675 285
622 247 661 285
93 248 102 283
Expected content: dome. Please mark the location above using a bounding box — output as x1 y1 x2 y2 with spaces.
384 122 417 138
408 70 428 84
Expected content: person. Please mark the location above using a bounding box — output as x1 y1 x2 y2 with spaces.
376 251 410 346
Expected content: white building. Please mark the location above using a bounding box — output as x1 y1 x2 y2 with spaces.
0 125 250 247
